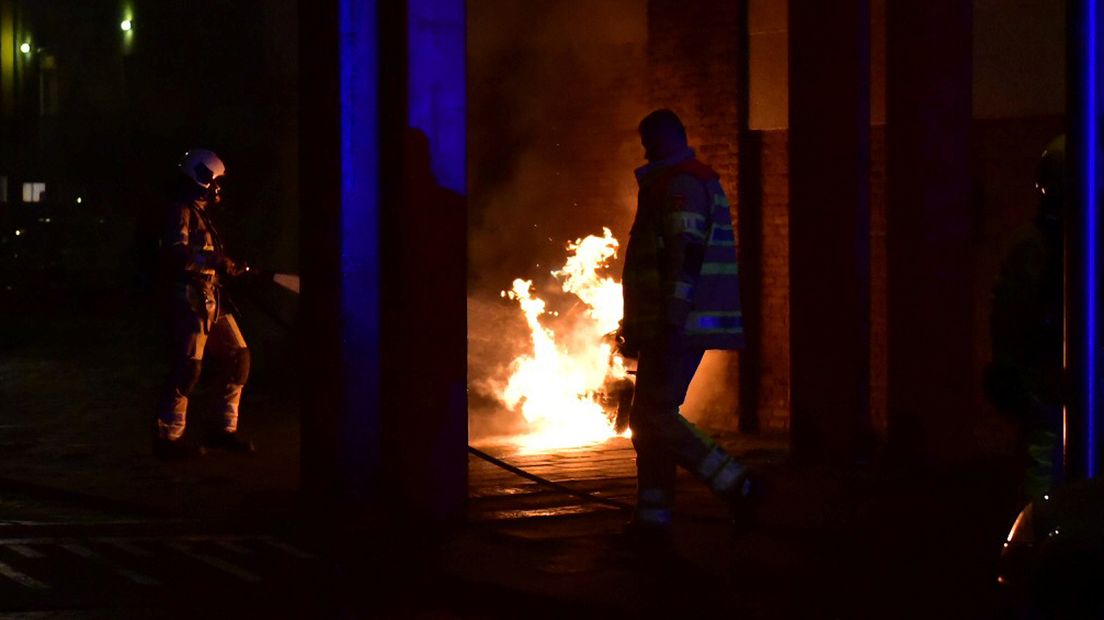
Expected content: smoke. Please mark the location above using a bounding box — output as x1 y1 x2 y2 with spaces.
467 0 649 442
467 0 742 441
468 0 648 291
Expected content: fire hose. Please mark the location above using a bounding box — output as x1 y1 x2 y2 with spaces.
467 446 632 511
254 274 635 513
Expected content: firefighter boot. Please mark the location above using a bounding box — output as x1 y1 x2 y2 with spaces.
206 431 256 454
729 472 764 530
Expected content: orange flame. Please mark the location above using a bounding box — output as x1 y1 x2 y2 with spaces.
499 228 630 452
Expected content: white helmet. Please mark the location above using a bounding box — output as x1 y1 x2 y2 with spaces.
178 149 226 188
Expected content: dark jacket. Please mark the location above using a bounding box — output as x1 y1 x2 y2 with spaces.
622 149 744 351
987 227 1063 417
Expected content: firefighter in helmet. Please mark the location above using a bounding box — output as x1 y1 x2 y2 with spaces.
986 135 1065 499
155 149 255 459
618 109 753 539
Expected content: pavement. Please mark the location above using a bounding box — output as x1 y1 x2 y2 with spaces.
0 285 1030 617
456 436 1024 619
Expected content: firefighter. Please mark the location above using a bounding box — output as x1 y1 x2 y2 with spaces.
618 109 752 538
986 135 1065 499
155 149 255 459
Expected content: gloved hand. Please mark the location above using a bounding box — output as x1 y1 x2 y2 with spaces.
219 256 250 278
613 320 640 360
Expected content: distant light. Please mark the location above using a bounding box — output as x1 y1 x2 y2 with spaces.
120 19 133 32
19 43 30 54
75 196 82 204
13 229 23 237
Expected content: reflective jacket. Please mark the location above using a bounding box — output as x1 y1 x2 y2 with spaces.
161 198 226 286
622 149 744 350
159 194 228 330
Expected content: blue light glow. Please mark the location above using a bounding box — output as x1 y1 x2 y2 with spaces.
340 0 382 474
407 0 466 195
1085 0 1100 478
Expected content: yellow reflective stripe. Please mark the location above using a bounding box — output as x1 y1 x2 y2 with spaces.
696 447 730 480
668 211 707 238
710 461 747 495
623 313 661 325
700 262 739 275
678 414 717 447
625 270 661 284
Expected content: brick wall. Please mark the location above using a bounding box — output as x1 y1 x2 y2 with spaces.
751 126 887 435
645 0 887 435
645 0 1049 448
647 0 744 431
647 1 742 193
756 129 790 431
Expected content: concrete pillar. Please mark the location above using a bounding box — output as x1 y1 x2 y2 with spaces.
736 0 761 434
788 0 872 462
886 1 973 464
299 0 467 524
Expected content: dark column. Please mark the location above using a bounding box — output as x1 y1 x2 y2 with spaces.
385 0 468 521
300 0 353 510
788 0 872 462
886 2 973 464
299 0 467 525
736 0 761 433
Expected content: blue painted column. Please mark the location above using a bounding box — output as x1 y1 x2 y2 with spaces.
1067 0 1104 480
300 0 467 522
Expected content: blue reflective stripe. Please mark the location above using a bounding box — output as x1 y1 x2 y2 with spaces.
710 225 736 247
709 461 747 495
686 312 743 333
696 447 729 480
636 507 673 526
639 487 672 505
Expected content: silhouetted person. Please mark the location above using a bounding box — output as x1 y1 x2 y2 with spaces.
987 135 1065 499
376 128 468 516
618 109 753 542
155 149 255 459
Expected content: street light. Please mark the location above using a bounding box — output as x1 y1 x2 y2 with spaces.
120 19 133 32
19 42 30 55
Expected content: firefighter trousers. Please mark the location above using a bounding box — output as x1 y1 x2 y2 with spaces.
157 305 250 441
630 344 748 526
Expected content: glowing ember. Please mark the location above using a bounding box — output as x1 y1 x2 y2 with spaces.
499 228 631 452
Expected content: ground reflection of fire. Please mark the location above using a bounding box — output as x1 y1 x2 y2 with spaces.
498 228 632 453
